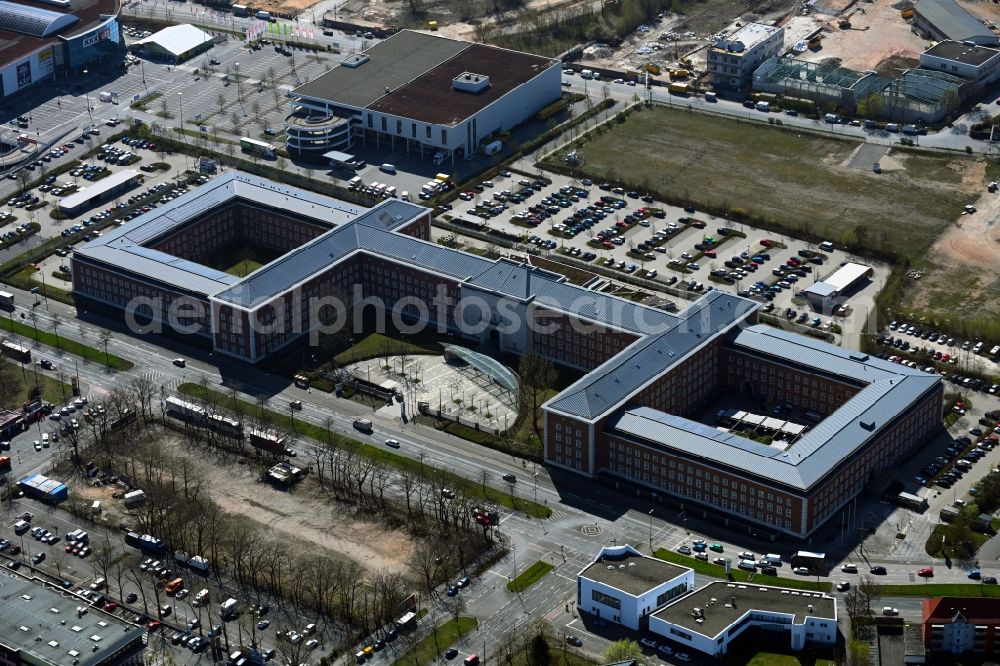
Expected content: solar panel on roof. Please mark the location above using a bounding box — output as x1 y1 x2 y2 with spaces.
0 1 78 36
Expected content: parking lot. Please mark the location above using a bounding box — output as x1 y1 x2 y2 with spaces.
0 491 327 665
439 168 883 344
0 136 213 291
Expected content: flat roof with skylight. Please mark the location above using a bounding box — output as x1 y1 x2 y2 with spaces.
580 549 690 596
652 581 836 638
0 571 144 665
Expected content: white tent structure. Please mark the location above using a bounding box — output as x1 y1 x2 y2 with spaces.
133 24 214 63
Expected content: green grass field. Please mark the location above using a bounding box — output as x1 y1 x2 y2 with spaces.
723 649 835 666
506 559 555 592
0 317 133 371
653 549 831 592
223 258 264 277
203 243 281 278
390 617 477 666
3 360 74 409
333 332 435 366
177 382 552 518
566 106 970 261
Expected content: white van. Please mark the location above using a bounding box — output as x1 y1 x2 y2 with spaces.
737 559 757 572
348 176 362 190
379 163 396 174
755 101 770 112
386 186 397 198
193 589 209 606
704 91 717 102
400 191 409 201
13 519 29 534
761 554 782 565
818 241 834 252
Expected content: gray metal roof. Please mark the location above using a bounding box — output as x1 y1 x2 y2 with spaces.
0 571 143 666
543 292 758 421
73 171 364 296
915 0 998 43
292 30 470 109
467 259 679 335
211 223 363 308
75 243 239 295
607 325 941 491
212 200 466 308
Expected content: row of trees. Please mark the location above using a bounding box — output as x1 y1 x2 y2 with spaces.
61 375 501 653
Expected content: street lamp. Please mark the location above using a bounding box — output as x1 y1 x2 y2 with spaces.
235 62 241 101
177 92 184 132
82 69 93 127
648 508 654 549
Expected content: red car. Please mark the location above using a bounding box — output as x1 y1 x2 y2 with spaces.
918 567 934 577
10 545 20 555
704 250 717 258
103 602 118 612
147 620 162 631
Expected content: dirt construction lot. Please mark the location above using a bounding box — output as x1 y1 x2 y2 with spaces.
797 0 929 72
902 172 1000 328
151 432 417 575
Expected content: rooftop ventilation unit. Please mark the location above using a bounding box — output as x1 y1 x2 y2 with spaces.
340 53 369 68
452 72 490 94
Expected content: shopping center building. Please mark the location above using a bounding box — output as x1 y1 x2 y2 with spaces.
0 0 124 99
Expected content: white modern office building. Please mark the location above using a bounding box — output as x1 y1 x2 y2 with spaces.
577 545 694 630
920 40 1000 84
648 581 838 656
707 22 784 90
285 30 562 161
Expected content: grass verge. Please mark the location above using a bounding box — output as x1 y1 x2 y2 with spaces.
390 617 478 666
334 333 437 366
506 559 555 593
880 583 1000 597
653 549 831 592
177 382 551 518
0 315 133 371
4 359 75 406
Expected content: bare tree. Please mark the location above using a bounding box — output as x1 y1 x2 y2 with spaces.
98 329 113 369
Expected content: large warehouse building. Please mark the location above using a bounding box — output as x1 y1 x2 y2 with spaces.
913 0 999 45
0 0 124 99
0 571 146 665
72 172 943 539
284 30 561 161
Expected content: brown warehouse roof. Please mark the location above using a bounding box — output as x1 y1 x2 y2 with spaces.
369 43 556 126
293 30 557 127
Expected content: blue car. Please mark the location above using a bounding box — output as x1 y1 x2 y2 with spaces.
969 569 982 580
692 543 707 552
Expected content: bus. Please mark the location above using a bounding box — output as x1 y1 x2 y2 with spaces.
896 491 928 512
207 413 243 437
0 290 13 311
790 551 825 568
240 137 276 159
1 339 31 363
